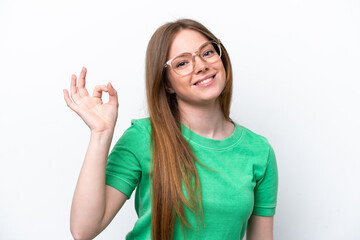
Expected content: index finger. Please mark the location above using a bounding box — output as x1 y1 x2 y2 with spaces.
78 66 87 88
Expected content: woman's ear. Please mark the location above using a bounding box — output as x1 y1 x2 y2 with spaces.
165 82 175 94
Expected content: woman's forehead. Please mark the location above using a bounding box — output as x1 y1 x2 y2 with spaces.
168 29 209 58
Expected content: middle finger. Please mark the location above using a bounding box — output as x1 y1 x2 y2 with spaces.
78 67 87 89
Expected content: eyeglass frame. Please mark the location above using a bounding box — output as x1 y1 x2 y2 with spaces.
164 39 222 76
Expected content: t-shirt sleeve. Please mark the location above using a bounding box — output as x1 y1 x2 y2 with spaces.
252 144 278 216
105 123 145 199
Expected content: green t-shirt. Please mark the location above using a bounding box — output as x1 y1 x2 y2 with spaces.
106 118 278 240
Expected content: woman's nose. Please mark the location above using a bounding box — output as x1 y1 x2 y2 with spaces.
193 55 209 74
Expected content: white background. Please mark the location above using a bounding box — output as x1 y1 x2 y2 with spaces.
0 0 359 239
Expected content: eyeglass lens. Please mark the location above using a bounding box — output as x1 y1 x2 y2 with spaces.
171 41 221 75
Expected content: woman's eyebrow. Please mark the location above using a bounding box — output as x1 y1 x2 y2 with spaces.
174 41 209 56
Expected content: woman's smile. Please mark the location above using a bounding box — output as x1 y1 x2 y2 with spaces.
193 74 216 87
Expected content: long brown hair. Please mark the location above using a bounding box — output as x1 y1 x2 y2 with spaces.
145 19 233 240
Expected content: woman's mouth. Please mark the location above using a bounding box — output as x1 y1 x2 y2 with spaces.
194 75 216 87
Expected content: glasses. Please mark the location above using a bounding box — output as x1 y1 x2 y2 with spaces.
164 40 222 76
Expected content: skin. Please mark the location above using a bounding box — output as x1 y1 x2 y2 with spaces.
64 29 274 240
247 215 274 240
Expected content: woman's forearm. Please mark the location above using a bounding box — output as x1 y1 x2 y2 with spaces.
246 215 274 240
70 131 113 240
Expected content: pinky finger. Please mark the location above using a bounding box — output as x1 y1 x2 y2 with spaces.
63 89 78 112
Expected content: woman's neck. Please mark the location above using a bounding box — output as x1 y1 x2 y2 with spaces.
178 101 234 140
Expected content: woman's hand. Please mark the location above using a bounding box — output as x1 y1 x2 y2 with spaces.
63 67 118 134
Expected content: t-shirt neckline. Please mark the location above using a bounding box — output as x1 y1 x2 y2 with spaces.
180 122 244 150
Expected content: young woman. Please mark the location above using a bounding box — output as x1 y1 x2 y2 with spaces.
63 19 278 240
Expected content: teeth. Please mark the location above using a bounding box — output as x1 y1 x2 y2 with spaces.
196 77 213 85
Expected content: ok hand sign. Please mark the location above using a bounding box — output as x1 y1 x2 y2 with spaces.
63 67 119 134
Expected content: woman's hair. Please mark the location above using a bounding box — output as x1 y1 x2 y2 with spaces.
145 18 233 240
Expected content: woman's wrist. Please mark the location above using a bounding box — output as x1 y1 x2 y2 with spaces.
90 129 114 145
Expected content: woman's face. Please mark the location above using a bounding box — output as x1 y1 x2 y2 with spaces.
166 29 226 108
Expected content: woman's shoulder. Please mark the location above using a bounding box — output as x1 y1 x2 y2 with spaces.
120 117 150 137
131 117 151 130
235 123 276 168
129 117 151 135
110 118 151 158
235 123 272 149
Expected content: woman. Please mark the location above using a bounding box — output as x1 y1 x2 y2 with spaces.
63 19 278 240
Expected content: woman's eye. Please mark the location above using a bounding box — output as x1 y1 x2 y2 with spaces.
203 50 214 57
176 61 188 68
